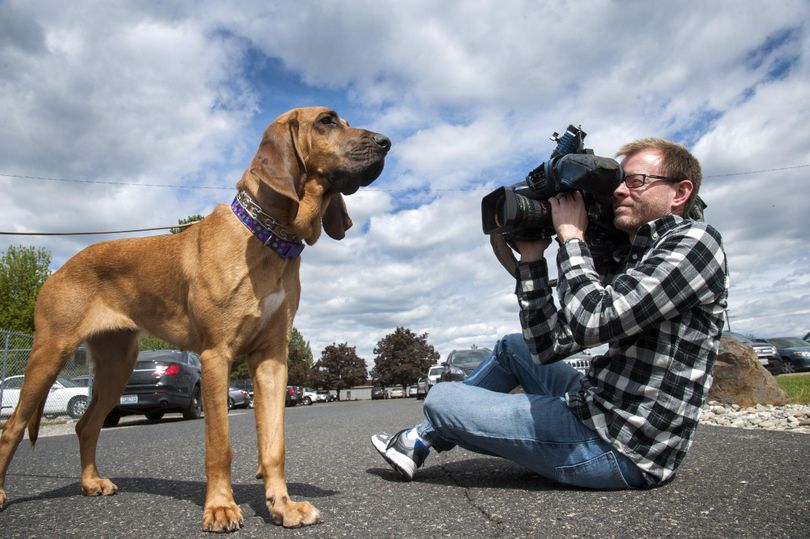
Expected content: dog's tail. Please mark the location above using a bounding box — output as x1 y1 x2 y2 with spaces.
27 398 47 448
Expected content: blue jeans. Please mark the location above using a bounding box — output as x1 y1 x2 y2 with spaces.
416 334 646 490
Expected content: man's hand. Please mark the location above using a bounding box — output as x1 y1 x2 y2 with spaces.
514 237 551 263
548 191 588 242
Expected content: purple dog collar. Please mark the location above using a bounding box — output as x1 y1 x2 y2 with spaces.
231 195 305 259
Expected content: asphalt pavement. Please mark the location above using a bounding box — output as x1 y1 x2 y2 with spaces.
0 398 807 538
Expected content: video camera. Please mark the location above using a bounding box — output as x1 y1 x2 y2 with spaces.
481 125 627 256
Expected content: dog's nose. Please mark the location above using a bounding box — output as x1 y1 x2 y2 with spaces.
372 133 391 152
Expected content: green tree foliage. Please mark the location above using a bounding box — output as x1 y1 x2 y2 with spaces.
287 327 314 386
139 336 177 351
227 327 312 384
0 245 52 333
312 343 367 399
171 214 205 234
373 327 439 390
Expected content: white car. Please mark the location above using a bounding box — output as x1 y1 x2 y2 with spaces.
301 388 326 405
426 365 445 386
0 375 89 419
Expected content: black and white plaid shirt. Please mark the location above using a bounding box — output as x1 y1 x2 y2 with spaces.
516 215 728 486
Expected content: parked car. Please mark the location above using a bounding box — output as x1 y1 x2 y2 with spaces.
408 385 418 397
416 376 429 400
426 365 445 386
722 332 782 373
371 386 387 400
388 387 405 398
439 347 492 382
562 352 593 374
228 387 251 409
301 387 327 405
104 349 202 427
286 385 301 406
71 374 92 387
316 390 336 402
767 337 810 373
1 375 88 419
231 378 254 406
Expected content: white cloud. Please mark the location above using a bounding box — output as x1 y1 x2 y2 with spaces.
2 0 809 369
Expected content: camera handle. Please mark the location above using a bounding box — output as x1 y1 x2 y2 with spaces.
489 234 558 287
490 234 519 279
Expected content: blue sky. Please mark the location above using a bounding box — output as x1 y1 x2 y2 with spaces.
1 1 809 364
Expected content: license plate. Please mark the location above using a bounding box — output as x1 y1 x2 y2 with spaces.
120 395 138 405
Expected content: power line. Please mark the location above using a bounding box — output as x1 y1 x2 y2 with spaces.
0 173 231 190
2 163 809 237
0 222 200 237
2 163 809 192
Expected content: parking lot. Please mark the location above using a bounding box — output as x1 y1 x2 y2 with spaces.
1 398 808 538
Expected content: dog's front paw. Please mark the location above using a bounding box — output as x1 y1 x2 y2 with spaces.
202 502 244 533
269 497 322 528
0 488 7 510
81 477 118 497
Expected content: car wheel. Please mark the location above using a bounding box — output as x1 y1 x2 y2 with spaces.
103 411 121 428
183 386 203 420
228 397 235 410
303 397 312 406
782 359 795 374
145 410 165 421
248 397 254 408
67 396 88 419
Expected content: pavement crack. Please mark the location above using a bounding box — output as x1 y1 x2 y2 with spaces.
439 462 507 536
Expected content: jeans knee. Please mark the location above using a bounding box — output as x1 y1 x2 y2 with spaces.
500 333 527 355
423 381 454 414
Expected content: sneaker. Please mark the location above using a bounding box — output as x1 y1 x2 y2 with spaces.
371 429 429 481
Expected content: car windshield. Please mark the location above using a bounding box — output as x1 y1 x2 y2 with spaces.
770 337 808 348
56 377 80 388
428 367 444 376
448 349 490 367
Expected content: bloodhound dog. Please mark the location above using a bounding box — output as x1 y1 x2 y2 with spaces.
0 107 390 531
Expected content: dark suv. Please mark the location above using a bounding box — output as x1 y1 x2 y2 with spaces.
104 349 203 427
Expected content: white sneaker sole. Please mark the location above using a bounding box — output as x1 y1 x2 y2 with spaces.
371 435 415 481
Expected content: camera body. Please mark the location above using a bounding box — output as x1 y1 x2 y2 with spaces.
481 125 628 257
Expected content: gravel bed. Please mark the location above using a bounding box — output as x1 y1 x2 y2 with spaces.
700 401 810 433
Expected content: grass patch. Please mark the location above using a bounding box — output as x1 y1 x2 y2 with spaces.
775 374 810 404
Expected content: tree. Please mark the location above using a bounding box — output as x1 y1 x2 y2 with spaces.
0 245 52 333
171 214 205 234
139 336 177 351
373 327 439 390
287 327 314 386
312 343 367 400
227 327 312 384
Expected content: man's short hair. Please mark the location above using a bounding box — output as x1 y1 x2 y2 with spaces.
616 138 702 216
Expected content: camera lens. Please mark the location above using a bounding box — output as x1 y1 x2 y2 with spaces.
513 194 550 229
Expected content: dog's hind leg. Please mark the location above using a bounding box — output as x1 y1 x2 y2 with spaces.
74 330 139 497
0 333 78 510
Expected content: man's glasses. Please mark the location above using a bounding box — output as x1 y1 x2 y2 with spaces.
623 173 684 189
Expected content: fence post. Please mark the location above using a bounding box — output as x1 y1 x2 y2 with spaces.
0 332 9 413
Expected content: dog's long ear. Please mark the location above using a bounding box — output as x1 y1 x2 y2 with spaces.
238 112 305 214
322 194 353 240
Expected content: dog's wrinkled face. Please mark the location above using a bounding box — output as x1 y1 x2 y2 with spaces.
303 108 391 195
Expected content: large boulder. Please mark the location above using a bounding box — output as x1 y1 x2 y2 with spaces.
708 335 788 406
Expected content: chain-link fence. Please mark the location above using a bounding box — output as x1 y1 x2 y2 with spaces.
0 330 91 421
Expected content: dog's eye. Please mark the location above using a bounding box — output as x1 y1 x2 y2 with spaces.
319 116 336 125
